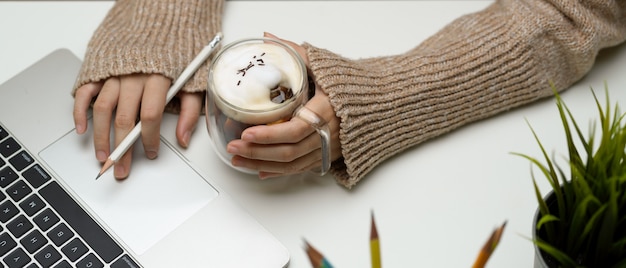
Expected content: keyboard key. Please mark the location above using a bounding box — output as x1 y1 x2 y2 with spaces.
9 150 34 171
0 166 18 188
7 215 33 238
0 125 8 141
0 232 17 256
20 194 45 216
6 180 32 202
35 244 62 268
3 248 31 268
47 223 73 247
20 229 47 254
33 208 60 231
53 260 72 268
61 238 88 262
111 254 140 268
0 200 19 223
76 253 104 268
0 137 20 158
40 181 123 263
23 164 51 189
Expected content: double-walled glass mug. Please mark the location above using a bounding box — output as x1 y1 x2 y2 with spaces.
205 38 330 175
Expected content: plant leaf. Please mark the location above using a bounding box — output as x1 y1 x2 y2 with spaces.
567 194 601 253
536 214 560 230
534 237 578 267
595 177 619 262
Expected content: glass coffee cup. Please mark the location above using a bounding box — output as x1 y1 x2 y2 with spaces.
205 38 330 175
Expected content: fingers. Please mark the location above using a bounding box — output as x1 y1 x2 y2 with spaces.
263 32 309 65
92 77 120 164
229 125 318 162
227 118 325 178
176 92 204 148
226 89 341 178
86 74 171 180
139 75 170 159
239 117 313 144
113 75 149 179
73 82 102 134
231 142 323 179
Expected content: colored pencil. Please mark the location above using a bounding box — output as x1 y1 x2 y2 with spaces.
304 239 334 268
472 221 507 268
370 212 381 268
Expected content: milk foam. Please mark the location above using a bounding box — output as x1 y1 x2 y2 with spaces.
211 42 304 124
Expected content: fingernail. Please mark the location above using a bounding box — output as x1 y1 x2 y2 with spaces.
258 172 272 180
146 149 158 160
231 156 242 167
75 123 85 134
96 150 107 162
114 165 127 179
181 131 191 148
242 133 254 141
226 144 239 155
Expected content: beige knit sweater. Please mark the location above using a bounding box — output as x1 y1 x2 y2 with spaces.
74 0 626 188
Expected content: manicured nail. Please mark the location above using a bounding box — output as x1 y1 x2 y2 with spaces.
226 144 239 155
75 123 86 134
242 133 254 141
181 131 191 148
146 149 158 160
231 157 242 167
114 165 126 179
258 172 272 180
96 150 107 162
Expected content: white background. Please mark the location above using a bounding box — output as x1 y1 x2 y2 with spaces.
2 1 625 267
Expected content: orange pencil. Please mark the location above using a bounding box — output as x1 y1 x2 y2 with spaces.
304 239 334 268
472 221 507 268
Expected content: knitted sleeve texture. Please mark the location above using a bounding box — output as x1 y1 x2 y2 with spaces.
304 0 626 188
73 0 223 109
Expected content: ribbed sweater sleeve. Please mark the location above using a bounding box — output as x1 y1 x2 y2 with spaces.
73 0 223 111
304 0 626 188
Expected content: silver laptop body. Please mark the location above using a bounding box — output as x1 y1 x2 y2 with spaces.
0 49 289 268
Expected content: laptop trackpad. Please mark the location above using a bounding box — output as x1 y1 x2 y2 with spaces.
39 129 218 255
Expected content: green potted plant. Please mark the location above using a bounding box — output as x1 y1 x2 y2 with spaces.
514 86 626 267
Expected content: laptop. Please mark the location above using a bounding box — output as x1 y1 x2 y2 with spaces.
0 49 290 268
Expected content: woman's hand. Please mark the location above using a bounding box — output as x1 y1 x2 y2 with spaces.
225 33 342 179
73 73 203 179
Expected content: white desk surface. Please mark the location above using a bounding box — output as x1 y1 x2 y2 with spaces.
2 1 625 267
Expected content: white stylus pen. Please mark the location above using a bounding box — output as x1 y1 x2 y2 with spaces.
96 32 223 180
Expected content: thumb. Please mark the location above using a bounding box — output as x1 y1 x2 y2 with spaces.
263 32 309 65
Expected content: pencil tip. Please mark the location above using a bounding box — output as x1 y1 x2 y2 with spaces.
96 159 114 180
370 211 379 240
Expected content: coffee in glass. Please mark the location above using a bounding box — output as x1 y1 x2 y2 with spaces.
206 38 310 173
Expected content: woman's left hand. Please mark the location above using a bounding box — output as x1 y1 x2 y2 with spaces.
225 33 342 179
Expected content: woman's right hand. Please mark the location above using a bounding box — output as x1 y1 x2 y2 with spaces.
73 74 171 179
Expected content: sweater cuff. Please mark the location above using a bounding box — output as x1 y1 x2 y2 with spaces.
305 0 626 189
304 2 544 189
73 0 223 99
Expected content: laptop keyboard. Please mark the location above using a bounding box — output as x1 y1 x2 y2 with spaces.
0 124 140 268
